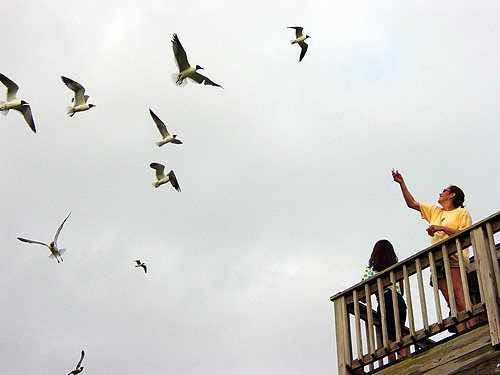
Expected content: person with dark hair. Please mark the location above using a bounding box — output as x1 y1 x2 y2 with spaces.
391 169 475 332
362 239 407 362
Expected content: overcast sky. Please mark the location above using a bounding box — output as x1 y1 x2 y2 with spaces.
2 1 500 374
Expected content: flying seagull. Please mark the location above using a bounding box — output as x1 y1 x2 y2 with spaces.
288 27 310 62
134 260 147 273
150 163 181 191
171 33 223 88
17 212 71 263
61 76 95 117
68 350 85 375
149 108 183 147
0 73 36 133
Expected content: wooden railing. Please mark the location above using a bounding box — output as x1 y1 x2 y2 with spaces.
331 210 500 375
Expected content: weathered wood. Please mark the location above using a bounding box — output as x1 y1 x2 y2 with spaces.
456 238 473 315
390 271 402 345
415 257 429 333
429 251 444 328
403 264 416 340
486 222 500 299
372 325 497 375
471 226 500 348
442 244 458 322
377 278 389 351
353 289 364 362
334 295 351 375
364 283 375 358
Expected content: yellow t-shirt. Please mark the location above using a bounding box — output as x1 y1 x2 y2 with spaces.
419 203 472 268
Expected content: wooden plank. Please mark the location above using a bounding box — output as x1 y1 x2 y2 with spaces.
442 244 458 322
353 289 364 362
373 325 494 375
365 283 376 358
456 238 473 316
334 295 351 375
416 258 429 333
390 271 402 344
377 278 389 351
429 251 444 328
486 222 500 299
471 226 500 348
403 264 416 340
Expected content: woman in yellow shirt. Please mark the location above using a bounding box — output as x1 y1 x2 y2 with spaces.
392 169 474 332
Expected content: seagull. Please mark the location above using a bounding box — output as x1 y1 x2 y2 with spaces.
68 350 85 375
150 163 181 191
149 108 183 147
0 73 36 133
17 212 71 263
171 33 223 88
134 260 147 273
61 76 95 117
288 27 310 62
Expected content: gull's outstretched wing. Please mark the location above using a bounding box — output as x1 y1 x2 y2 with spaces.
17 237 49 247
188 72 223 88
167 170 181 192
61 76 86 106
54 212 71 246
172 34 190 72
150 162 166 180
0 73 20 101
149 109 169 138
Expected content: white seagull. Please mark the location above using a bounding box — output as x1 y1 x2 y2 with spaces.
0 73 36 133
288 27 310 62
134 260 147 273
61 76 95 117
150 163 181 191
171 33 223 88
17 212 71 263
149 108 183 147
68 350 85 375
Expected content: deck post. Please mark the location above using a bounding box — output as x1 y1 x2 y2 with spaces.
471 226 500 348
334 295 352 375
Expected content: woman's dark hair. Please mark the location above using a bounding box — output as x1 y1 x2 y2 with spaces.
369 239 398 272
448 185 465 208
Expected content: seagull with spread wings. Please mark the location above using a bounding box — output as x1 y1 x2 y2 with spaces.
171 33 223 88
288 27 310 62
17 212 71 263
68 350 85 375
134 260 147 273
61 76 95 117
149 108 183 147
150 163 181 191
0 73 36 133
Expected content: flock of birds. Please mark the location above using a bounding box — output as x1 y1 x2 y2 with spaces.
4 27 310 373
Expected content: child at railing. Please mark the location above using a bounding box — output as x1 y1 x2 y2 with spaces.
362 239 407 362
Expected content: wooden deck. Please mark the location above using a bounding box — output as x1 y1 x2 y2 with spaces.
332 210 500 375
366 324 500 375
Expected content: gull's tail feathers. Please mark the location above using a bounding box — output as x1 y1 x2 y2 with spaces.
156 141 164 147
171 73 188 87
67 107 75 117
290 39 296 44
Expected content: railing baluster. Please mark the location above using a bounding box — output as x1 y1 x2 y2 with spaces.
403 264 416 341
442 244 458 324
390 271 402 346
456 238 472 316
334 295 352 375
364 319 374 371
377 277 389 352
365 283 375 359
486 222 500 299
429 250 444 328
353 289 364 363
416 258 429 334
